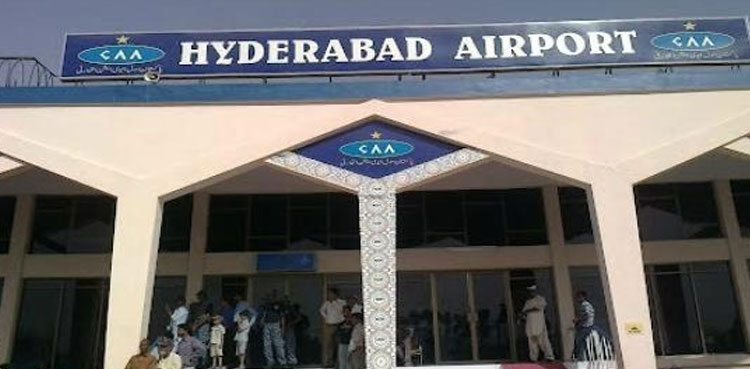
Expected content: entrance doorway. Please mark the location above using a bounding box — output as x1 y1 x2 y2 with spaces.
396 269 560 365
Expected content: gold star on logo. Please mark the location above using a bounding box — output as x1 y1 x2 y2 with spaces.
683 21 696 31
371 131 382 139
116 35 130 44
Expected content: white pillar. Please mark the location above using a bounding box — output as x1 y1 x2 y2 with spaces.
587 175 656 369
358 184 397 369
713 180 750 350
104 193 163 369
186 192 209 301
0 195 34 362
542 186 576 360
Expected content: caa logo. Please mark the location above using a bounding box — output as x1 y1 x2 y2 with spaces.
651 22 735 52
77 35 165 65
339 131 414 159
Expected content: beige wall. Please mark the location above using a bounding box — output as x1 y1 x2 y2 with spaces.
1 91 750 368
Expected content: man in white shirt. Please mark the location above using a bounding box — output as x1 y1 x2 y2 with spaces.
521 285 555 362
348 313 365 369
320 288 347 367
166 296 189 340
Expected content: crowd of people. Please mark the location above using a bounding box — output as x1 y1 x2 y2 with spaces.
124 288 366 369
121 284 613 369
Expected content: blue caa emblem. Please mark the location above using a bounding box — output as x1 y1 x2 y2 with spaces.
651 31 735 52
340 139 414 159
78 39 165 66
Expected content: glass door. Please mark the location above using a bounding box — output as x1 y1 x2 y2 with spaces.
434 272 472 362
471 272 512 361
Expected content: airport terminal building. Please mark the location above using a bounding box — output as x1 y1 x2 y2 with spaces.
3 16 750 369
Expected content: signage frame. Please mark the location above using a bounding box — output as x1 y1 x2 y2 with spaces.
61 16 750 81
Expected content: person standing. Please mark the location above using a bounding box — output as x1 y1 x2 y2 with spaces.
283 302 302 366
210 315 227 369
124 339 158 369
176 324 208 369
521 285 554 362
167 297 190 340
261 300 288 368
346 296 363 314
335 306 354 369
347 313 365 369
320 288 346 367
572 291 614 361
234 311 252 369
156 338 182 369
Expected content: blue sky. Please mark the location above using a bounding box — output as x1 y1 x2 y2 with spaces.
3 0 750 72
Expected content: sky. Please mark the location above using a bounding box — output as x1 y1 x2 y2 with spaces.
2 0 750 73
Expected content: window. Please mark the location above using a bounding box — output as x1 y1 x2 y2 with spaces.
148 277 186 340
207 193 359 252
569 266 610 333
646 262 744 355
558 187 594 244
0 197 16 253
635 183 722 241
731 180 750 237
397 272 436 364
159 195 193 252
30 196 116 254
12 279 109 369
396 189 547 248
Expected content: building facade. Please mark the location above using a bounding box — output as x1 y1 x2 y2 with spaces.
1 66 750 369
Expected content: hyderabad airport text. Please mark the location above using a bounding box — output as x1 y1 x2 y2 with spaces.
178 30 638 65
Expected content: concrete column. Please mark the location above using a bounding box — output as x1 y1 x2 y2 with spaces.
0 195 34 363
587 175 656 369
186 192 209 301
104 193 163 369
542 186 576 360
358 185 396 369
713 180 750 350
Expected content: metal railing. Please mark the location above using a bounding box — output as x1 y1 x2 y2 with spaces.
0 57 56 87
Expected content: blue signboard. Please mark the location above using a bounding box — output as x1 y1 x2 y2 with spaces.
257 253 317 272
61 17 750 80
296 120 459 178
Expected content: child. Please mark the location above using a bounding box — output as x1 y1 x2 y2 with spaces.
210 315 226 369
234 311 252 369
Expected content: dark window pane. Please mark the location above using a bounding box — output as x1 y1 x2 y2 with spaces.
504 189 546 231
397 205 424 248
251 195 287 237
424 192 463 233
13 279 108 369
636 183 722 241
290 193 327 207
732 179 750 236
691 262 745 353
677 183 722 239
148 277 187 340
473 272 511 360
207 195 248 252
397 273 435 364
435 273 472 361
289 207 327 250
648 266 702 354
0 197 16 254
569 267 610 333
510 269 560 360
329 193 359 236
558 187 594 244
465 204 503 245
30 196 115 254
159 195 193 252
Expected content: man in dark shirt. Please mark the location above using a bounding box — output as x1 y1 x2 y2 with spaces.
283 301 303 366
262 300 287 368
